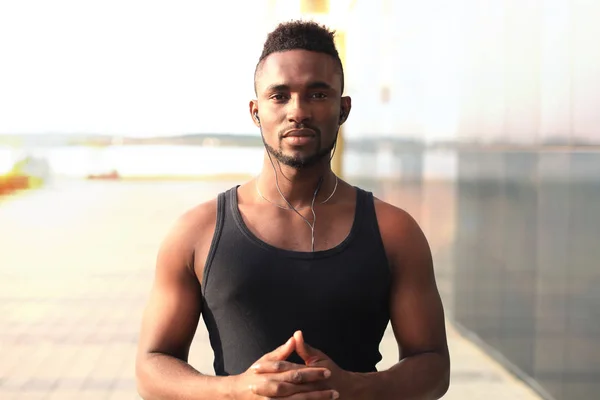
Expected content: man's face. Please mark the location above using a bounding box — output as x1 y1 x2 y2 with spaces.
252 49 350 169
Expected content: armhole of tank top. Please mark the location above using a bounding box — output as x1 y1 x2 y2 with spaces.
201 191 226 297
367 191 393 273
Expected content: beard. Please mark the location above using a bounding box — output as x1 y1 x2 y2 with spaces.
260 127 337 169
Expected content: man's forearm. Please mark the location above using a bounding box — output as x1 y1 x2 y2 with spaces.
136 352 233 400
352 352 450 400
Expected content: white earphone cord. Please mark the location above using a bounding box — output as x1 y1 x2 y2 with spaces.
263 134 339 252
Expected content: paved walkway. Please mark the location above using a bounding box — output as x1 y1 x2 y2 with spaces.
0 180 542 399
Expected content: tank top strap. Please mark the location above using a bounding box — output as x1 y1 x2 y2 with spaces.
352 187 389 268
201 189 228 296
353 186 373 232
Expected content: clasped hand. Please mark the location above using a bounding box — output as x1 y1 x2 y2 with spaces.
231 330 354 399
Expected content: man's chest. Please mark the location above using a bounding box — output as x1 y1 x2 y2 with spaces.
239 204 355 252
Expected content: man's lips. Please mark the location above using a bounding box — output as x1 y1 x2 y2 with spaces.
283 128 316 138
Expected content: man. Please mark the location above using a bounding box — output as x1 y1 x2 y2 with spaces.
136 20 450 400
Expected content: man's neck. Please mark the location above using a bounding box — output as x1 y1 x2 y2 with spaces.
257 154 337 209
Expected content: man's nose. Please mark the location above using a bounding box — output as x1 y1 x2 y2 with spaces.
287 96 311 124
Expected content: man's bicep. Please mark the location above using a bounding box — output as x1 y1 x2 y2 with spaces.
137 224 203 362
387 214 448 361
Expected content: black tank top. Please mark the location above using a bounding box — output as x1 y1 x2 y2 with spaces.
200 186 391 376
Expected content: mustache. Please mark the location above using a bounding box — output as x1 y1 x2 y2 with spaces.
278 123 321 138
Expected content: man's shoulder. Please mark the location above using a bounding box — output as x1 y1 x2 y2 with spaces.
161 191 224 250
371 196 418 231
349 184 418 232
368 194 428 264
174 194 222 238
155 191 225 278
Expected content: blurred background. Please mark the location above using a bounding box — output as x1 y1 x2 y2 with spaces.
1 0 599 399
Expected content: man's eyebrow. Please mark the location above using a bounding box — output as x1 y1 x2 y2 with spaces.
264 84 289 92
264 81 335 92
306 81 334 90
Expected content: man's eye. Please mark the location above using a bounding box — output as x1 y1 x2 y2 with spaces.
270 94 288 101
311 92 327 99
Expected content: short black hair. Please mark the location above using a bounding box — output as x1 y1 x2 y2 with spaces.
254 20 344 93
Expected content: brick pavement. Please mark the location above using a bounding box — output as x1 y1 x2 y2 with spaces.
0 180 542 399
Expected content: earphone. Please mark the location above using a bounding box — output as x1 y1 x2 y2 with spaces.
254 112 260 123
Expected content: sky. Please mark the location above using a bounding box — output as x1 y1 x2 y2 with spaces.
0 0 270 137
1 0 599 144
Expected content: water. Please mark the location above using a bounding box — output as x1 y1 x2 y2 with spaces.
1 145 264 178
0 144 456 180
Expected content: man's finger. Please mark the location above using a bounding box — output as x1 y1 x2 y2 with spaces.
276 389 340 400
294 331 326 365
252 380 335 398
257 337 296 363
252 362 331 381
251 360 305 373
276 367 332 384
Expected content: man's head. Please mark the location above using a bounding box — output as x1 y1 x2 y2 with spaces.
250 20 351 170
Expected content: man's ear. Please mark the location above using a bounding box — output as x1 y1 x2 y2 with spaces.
249 100 260 127
339 96 352 125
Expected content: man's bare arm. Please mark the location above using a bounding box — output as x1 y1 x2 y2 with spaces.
355 202 450 400
135 200 232 400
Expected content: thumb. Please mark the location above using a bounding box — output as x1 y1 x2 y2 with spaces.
293 330 326 365
263 336 296 361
